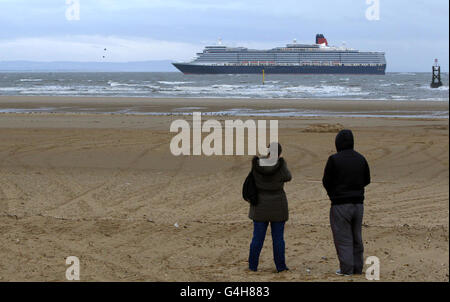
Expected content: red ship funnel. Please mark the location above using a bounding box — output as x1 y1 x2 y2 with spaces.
316 34 328 46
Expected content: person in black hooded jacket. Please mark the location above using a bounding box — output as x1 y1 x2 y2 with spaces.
322 129 370 276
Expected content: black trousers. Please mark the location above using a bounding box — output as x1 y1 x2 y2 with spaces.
330 203 364 275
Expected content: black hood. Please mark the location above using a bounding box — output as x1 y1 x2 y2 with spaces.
335 129 354 152
252 156 284 175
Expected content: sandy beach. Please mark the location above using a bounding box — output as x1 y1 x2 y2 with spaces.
0 97 448 281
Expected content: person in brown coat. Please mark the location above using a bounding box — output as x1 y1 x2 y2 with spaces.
248 143 292 272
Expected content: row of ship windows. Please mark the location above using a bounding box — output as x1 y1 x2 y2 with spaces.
197 52 383 56
196 59 385 62
199 53 384 56
196 56 385 60
195 59 386 64
198 56 385 59
205 50 365 54
204 51 382 56
206 63 386 66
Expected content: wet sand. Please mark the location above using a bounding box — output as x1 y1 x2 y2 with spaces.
0 96 448 281
0 96 448 118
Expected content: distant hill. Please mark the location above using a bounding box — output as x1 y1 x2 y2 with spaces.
0 60 178 72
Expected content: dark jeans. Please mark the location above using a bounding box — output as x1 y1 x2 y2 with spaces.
249 221 287 272
330 203 364 275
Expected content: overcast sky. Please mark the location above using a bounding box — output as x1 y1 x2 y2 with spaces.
0 0 448 71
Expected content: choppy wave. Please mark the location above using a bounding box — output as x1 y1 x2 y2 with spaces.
158 81 194 85
380 83 406 87
417 85 449 91
283 85 369 96
19 78 43 82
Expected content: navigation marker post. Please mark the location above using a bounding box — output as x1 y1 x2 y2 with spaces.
430 59 443 88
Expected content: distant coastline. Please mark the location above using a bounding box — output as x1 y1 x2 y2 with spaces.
0 60 178 72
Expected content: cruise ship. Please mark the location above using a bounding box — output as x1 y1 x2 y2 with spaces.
173 34 386 75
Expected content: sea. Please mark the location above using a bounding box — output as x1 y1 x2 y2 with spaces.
0 72 448 101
